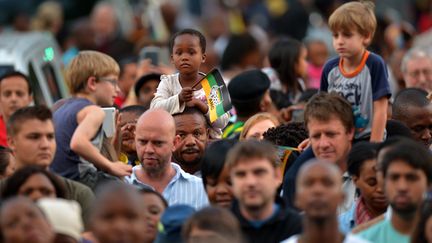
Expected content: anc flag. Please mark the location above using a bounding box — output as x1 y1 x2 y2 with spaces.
200 69 232 123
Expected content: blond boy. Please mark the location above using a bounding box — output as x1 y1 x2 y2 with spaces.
50 51 132 188
320 1 391 142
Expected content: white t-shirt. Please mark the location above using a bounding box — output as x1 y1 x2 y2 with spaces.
281 234 371 243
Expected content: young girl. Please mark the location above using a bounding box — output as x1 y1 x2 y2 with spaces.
151 29 229 138
266 37 308 106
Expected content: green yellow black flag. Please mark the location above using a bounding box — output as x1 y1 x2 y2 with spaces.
199 69 232 123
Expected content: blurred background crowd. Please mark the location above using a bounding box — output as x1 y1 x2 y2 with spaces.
0 0 430 99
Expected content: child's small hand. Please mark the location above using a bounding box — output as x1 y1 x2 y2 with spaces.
186 98 209 114
179 87 194 104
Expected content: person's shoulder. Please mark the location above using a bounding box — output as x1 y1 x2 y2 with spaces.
323 56 340 70
353 214 385 235
365 52 386 67
172 163 203 183
77 105 105 123
59 176 92 191
57 175 94 197
160 73 179 84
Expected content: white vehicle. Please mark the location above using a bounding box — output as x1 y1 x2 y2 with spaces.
0 31 68 106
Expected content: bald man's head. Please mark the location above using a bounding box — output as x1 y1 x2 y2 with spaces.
135 109 179 175
295 160 344 221
137 109 176 138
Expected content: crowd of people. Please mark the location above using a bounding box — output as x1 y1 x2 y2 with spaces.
1 0 432 243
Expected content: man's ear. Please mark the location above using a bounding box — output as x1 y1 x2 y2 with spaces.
7 136 15 151
201 53 207 63
173 134 181 152
347 127 355 142
275 167 283 186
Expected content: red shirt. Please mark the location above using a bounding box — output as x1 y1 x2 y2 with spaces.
0 116 8 147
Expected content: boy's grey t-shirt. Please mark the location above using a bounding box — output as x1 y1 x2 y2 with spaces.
320 51 391 140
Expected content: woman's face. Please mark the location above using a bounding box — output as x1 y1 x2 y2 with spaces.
205 165 234 208
296 46 308 78
245 119 277 140
141 193 166 243
18 173 56 201
353 159 387 212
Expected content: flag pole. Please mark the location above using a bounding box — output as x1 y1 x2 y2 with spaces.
191 69 216 89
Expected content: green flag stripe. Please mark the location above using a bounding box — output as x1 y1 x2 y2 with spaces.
206 74 225 116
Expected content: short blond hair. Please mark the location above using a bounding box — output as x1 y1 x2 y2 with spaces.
329 1 376 46
239 112 280 141
66 51 120 94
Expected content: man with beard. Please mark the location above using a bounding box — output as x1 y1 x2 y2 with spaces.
125 108 208 209
282 160 368 243
173 107 209 176
356 140 432 243
392 88 432 148
227 140 302 243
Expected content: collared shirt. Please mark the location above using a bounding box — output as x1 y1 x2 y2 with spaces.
125 163 209 210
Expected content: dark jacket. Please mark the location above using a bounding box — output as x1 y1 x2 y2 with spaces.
231 198 302 243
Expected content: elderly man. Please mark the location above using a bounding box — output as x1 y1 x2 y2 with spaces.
125 109 208 209
401 47 432 92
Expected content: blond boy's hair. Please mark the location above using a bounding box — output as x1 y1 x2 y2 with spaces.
66 51 120 95
329 1 376 46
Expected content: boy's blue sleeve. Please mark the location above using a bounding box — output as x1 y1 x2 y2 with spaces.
320 62 330 92
319 57 339 92
367 53 392 100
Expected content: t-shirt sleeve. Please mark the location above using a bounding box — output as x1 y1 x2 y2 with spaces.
320 57 339 92
368 54 392 101
320 62 330 91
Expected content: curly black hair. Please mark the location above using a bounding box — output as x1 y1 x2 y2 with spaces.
263 122 308 148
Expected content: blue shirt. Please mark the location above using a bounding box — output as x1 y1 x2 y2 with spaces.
339 201 356 234
125 163 209 210
51 98 97 180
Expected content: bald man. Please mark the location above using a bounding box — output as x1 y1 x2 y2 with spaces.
125 109 209 209
281 160 368 243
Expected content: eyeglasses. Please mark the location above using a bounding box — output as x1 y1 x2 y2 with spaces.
408 69 432 78
97 77 119 86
